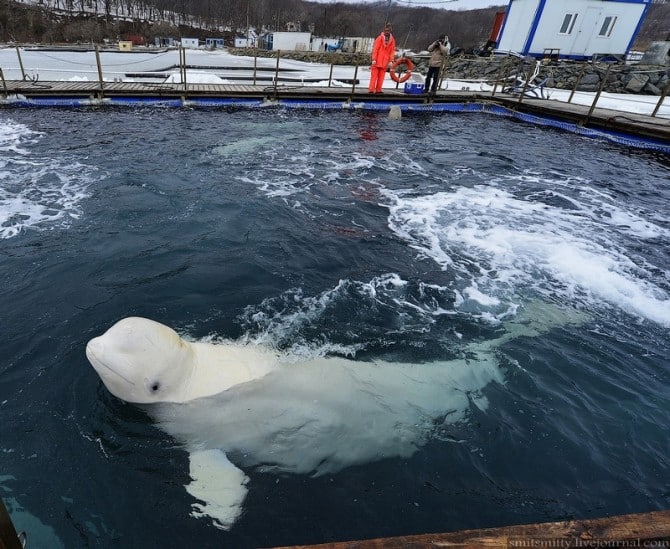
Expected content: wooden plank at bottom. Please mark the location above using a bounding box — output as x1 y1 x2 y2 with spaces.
269 509 670 549
0 497 23 549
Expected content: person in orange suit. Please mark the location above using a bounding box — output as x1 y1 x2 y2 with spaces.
369 23 396 93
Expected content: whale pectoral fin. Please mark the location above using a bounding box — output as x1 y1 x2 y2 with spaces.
186 448 249 530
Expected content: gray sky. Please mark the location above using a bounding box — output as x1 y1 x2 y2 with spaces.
308 0 506 10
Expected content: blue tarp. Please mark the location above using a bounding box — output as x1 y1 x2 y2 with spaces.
2 96 667 153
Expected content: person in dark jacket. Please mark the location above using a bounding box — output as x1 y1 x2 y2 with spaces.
424 35 450 94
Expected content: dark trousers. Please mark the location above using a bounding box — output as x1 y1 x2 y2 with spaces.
424 66 441 93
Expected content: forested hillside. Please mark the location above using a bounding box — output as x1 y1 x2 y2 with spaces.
0 0 667 52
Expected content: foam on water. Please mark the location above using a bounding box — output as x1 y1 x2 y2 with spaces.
237 273 459 356
241 149 377 200
0 117 98 239
382 175 670 327
209 124 382 201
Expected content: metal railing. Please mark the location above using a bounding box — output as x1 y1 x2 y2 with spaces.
0 46 667 118
462 54 669 119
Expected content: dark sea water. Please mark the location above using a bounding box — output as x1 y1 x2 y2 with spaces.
1 107 669 548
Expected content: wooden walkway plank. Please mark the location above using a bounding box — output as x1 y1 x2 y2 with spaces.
269 509 670 549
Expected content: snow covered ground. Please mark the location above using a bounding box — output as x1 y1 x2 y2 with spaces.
443 77 670 119
0 46 668 119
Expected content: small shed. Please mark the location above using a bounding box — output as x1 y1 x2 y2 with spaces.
154 37 175 47
118 41 133 52
496 0 652 60
181 38 199 49
234 36 256 48
260 32 311 52
205 38 225 49
342 37 373 54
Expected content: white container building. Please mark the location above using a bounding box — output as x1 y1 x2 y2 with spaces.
261 32 312 51
180 38 199 49
496 0 652 60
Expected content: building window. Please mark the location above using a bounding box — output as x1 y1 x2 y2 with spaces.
559 13 578 35
598 16 617 37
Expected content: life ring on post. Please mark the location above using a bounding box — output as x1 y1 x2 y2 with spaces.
389 57 415 83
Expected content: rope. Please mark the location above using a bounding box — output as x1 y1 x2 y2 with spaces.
30 50 173 67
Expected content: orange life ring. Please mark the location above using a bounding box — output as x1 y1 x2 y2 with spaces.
389 57 415 83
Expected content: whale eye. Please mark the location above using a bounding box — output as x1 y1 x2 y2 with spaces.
150 382 161 392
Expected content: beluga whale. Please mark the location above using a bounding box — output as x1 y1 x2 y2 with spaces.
86 306 582 529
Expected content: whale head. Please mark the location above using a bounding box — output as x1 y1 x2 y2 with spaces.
86 317 196 404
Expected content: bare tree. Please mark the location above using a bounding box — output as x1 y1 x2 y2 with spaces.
17 0 669 52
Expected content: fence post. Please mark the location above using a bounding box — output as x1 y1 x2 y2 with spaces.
95 46 105 98
15 46 26 80
437 55 449 93
584 64 611 123
350 63 359 95
180 46 188 97
274 50 280 97
516 61 535 105
328 63 334 87
253 53 257 86
568 62 587 104
0 68 8 99
491 56 510 97
651 80 669 118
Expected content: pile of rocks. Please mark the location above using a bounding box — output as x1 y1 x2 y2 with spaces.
429 55 670 95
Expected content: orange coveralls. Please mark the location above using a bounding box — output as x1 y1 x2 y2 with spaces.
369 32 397 93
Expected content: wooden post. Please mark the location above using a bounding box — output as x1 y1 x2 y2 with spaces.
179 46 182 84
516 61 535 105
180 46 188 97
436 55 449 94
253 53 257 86
585 63 611 123
94 46 105 98
651 80 669 117
0 68 8 99
491 57 508 97
15 46 26 80
274 50 280 97
568 62 587 104
350 63 358 96
328 63 334 88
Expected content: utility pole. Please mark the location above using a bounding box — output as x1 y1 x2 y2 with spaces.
246 2 250 46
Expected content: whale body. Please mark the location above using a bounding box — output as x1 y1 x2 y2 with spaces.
86 307 581 529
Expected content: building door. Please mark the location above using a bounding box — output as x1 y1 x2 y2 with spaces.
571 7 601 57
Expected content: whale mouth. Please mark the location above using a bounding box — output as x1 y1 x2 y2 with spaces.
86 342 136 386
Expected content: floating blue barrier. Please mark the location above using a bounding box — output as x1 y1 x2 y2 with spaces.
1 95 666 153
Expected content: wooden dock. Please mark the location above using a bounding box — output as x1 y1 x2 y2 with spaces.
1 79 668 145
271 509 670 549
